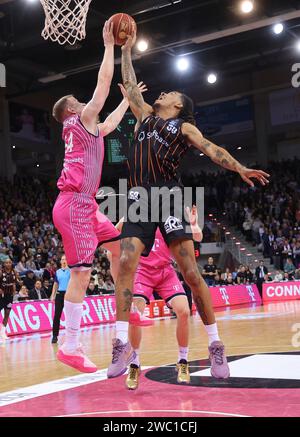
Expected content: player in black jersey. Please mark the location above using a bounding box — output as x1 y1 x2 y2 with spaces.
108 31 270 380
0 259 18 341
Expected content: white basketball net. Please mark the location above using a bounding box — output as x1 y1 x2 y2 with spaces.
39 0 92 45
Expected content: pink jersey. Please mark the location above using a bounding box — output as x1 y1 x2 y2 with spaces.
57 115 104 196
138 228 172 270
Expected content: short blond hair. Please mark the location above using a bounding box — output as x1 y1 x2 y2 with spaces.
52 95 73 123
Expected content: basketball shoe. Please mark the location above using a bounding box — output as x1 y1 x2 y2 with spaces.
107 338 136 378
176 359 191 384
57 344 97 373
209 341 230 379
126 364 141 390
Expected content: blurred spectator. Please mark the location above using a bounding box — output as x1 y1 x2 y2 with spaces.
255 260 268 295
284 258 296 280
29 280 48 300
214 273 223 286
86 278 98 296
202 256 218 286
42 279 52 298
264 274 273 283
245 265 254 283
23 270 35 291
273 270 284 282
14 285 29 302
15 255 28 276
105 279 115 292
224 273 234 286
235 265 247 285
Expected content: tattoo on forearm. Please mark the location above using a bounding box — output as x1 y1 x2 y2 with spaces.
122 50 144 109
122 288 133 312
210 144 241 172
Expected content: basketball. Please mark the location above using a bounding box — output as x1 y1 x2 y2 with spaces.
109 13 136 46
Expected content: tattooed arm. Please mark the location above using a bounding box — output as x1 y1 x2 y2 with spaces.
121 31 153 122
182 123 270 187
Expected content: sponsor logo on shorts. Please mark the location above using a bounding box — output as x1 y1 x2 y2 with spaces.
164 216 183 234
129 191 140 201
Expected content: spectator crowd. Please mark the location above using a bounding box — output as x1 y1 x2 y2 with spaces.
1 158 300 303
0 177 114 301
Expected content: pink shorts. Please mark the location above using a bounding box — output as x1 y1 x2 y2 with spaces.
134 264 186 308
53 191 120 268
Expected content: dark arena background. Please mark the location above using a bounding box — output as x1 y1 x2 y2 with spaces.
0 0 300 424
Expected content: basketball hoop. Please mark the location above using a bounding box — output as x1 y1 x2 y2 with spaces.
39 0 92 45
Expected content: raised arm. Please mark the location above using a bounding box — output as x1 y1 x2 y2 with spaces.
99 82 148 137
182 123 270 187
81 21 115 127
121 32 153 122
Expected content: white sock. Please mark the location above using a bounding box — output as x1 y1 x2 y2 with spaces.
178 346 189 362
204 323 220 346
132 348 140 366
63 300 83 353
116 321 129 343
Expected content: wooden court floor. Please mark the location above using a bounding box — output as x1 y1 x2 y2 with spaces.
0 300 300 417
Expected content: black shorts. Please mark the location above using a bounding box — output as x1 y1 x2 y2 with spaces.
121 185 193 256
0 295 13 311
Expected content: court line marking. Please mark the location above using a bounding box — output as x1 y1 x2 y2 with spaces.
56 409 251 418
0 367 150 409
1 349 299 410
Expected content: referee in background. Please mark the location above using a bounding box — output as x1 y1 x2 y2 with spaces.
50 255 70 344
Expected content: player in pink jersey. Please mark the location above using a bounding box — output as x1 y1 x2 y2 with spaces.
51 22 136 373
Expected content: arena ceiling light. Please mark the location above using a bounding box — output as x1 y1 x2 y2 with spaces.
207 73 217 84
137 39 149 52
296 40 300 52
273 23 284 35
176 57 190 72
240 1 254 14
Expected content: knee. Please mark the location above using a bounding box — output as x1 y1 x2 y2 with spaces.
119 253 138 276
175 306 190 320
182 268 200 288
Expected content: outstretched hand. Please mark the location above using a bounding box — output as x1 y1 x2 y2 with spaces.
239 168 270 187
121 27 137 51
118 81 148 100
186 205 198 226
103 20 114 47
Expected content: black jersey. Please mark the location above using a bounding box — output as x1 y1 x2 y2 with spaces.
127 115 190 188
0 269 17 296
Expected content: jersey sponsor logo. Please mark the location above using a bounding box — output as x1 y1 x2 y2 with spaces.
65 132 74 153
138 130 171 148
63 116 77 127
138 131 145 142
164 216 183 234
166 121 178 134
